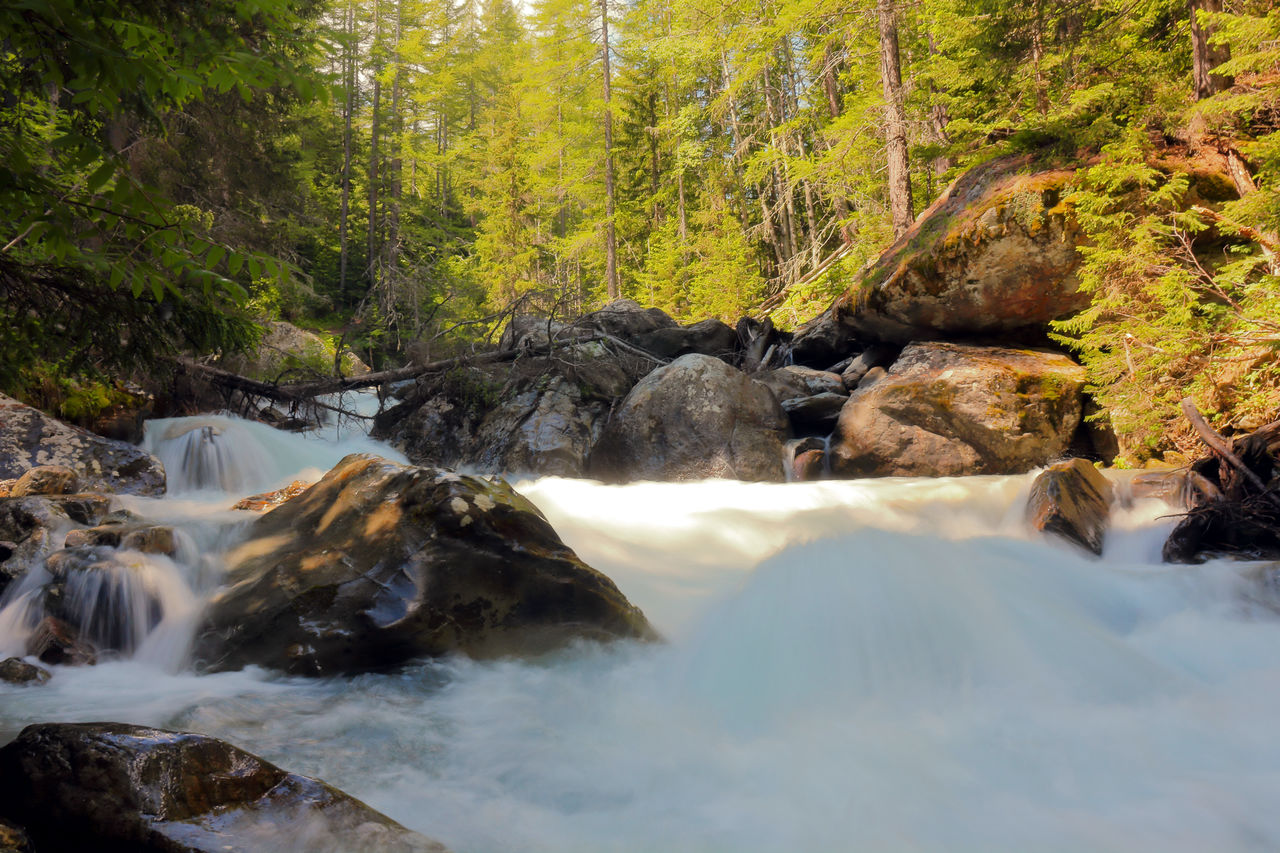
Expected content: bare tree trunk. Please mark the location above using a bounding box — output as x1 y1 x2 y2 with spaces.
926 32 951 188
877 0 914 238
366 0 382 293
601 0 619 300
338 0 355 303
718 48 751 232
1031 0 1048 115
1190 0 1232 99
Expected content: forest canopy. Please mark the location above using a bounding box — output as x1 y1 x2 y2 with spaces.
1 0 1277 458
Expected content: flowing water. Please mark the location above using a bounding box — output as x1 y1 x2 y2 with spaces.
3 408 1280 852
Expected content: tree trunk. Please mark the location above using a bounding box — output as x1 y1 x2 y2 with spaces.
338 0 355 303
366 0 382 293
877 0 914 238
600 0 619 300
1190 0 1233 100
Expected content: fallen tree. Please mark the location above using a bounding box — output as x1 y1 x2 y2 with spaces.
1163 398 1280 563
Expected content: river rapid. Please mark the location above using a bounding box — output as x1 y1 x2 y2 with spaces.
3 406 1280 853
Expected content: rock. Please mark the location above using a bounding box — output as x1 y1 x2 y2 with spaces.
0 657 51 686
840 344 900 387
786 308 860 368
782 393 849 431
855 365 887 390
377 344 646 477
0 495 113 595
590 354 789 483
0 480 13 499
194 454 654 675
737 316 784 372
498 314 573 351
0 394 166 496
41 546 166 654
755 366 847 404
10 465 78 497
0 818 32 853
225 320 370 380
1026 458 1114 555
63 523 176 556
0 722 448 853
232 480 311 511
25 616 97 666
792 449 828 481
833 155 1086 344
636 319 739 360
830 342 1086 477
581 298 677 344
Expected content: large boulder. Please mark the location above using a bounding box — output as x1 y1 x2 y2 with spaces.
833 155 1086 344
224 320 370 380
754 366 847 404
1026 458 1114 555
0 394 165 496
375 343 647 477
0 722 446 853
580 298 677 345
589 354 788 482
635 318 739 361
830 342 1086 477
0 494 113 595
194 454 654 675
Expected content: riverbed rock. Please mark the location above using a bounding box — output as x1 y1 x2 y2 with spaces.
590 354 789 482
830 342 1086 477
786 307 860 368
830 155 1086 344
1026 458 1114 555
232 480 311 512
25 616 98 666
841 344 900 387
0 494 113 596
0 394 166 495
0 657 51 686
782 393 848 432
194 454 654 675
9 465 78 497
0 722 448 853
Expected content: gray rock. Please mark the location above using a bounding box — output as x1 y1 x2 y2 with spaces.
0 394 165 496
840 344 900 386
0 657 51 686
782 392 849 431
755 366 847 404
830 342 1086 477
636 318 739 360
590 354 788 482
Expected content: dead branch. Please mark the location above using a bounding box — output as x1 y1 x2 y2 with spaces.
1180 396 1280 508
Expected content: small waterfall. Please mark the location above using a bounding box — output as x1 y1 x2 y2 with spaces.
149 420 271 493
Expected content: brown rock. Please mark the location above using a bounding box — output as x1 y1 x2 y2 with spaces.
232 480 311 512
0 818 32 853
0 722 447 853
9 465 78 497
1026 458 1115 555
194 455 655 675
0 657 51 686
830 342 1086 478
25 616 97 666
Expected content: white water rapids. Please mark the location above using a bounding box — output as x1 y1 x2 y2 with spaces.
3 407 1280 852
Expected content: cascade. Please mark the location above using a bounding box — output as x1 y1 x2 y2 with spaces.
3 405 1280 852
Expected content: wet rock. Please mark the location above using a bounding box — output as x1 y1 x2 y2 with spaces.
41 546 166 655
10 465 78 497
0 394 166 495
25 616 97 666
232 480 311 512
755 366 846 404
195 454 654 675
831 156 1086 344
1026 458 1114 555
63 523 176 556
782 393 849 431
0 495 111 595
0 722 448 853
636 319 739 361
590 354 788 483
830 342 1086 477
0 657 51 686
792 449 829 481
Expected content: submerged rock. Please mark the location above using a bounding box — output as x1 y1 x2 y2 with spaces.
830 342 1086 477
832 155 1086 344
0 722 447 853
194 454 654 675
0 394 166 496
1026 458 1114 555
590 353 788 482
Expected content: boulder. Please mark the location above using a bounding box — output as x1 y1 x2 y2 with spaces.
840 344 900 387
376 344 646 477
232 480 311 512
590 354 788 482
0 722 447 853
830 342 1086 477
224 320 370 380
194 454 654 675
498 314 575 351
832 155 1086 344
0 657 51 686
25 616 97 666
1026 458 1114 555
636 319 739 360
785 308 860 369
42 546 165 655
0 394 165 496
0 494 113 595
755 366 847 404
0 818 32 853
580 298 677 344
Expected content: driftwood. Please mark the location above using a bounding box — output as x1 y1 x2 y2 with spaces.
1179 397 1280 509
